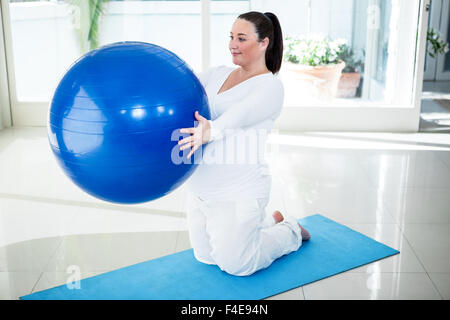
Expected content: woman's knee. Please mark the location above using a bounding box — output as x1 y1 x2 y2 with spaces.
212 251 257 276
217 262 254 276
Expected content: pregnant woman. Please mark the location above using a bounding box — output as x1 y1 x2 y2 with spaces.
178 11 311 276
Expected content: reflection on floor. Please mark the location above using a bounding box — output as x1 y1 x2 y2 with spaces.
0 127 449 300
420 81 450 133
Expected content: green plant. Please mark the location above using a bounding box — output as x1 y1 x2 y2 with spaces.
283 34 346 66
67 0 111 53
427 28 449 58
337 44 364 73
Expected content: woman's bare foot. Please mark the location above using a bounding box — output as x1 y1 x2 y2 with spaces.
272 210 284 224
298 223 311 241
273 210 311 241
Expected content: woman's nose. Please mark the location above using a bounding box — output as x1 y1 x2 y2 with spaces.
229 39 238 49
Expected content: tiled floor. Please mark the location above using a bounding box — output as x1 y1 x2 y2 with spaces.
0 126 449 300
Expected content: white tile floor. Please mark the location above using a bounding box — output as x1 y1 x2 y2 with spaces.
0 126 449 300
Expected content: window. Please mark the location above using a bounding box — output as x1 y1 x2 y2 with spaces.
7 0 202 101
211 0 417 108
2 0 428 130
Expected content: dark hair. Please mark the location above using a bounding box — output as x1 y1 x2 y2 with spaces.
237 11 283 74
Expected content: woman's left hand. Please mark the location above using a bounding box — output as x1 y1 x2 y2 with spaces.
178 111 211 159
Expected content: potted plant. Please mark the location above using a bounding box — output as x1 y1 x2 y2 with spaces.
336 44 364 98
426 28 449 58
283 34 346 101
68 0 111 53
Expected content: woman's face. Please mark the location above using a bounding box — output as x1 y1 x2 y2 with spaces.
229 19 269 68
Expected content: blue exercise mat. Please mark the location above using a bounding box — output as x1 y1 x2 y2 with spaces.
21 214 399 300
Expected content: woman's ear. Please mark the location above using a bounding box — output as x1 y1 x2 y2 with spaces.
260 37 270 51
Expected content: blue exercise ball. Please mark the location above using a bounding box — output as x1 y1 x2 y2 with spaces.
48 41 210 204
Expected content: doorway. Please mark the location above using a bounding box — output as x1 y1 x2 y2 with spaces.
420 0 450 132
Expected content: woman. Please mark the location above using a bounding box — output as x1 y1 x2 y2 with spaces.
178 11 310 276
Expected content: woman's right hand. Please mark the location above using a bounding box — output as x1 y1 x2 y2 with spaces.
178 111 211 159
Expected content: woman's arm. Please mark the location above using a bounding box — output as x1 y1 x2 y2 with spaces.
178 78 284 158
208 78 284 141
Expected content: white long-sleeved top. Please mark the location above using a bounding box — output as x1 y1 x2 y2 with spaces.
186 65 284 201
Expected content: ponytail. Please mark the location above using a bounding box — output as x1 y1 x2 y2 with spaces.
238 11 284 74
263 12 283 74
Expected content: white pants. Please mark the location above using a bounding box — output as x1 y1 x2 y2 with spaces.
186 193 302 276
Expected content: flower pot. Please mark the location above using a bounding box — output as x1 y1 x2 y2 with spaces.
283 61 346 101
336 72 361 98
